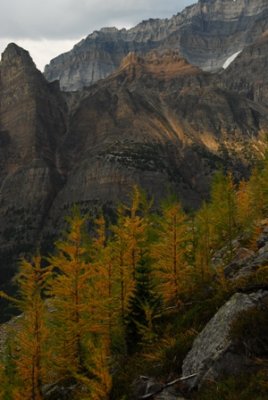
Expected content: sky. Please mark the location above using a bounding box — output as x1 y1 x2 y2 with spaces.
0 0 195 71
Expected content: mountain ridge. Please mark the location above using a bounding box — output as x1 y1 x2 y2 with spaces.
44 0 268 90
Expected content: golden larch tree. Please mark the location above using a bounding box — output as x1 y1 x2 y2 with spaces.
0 256 51 400
152 201 190 306
47 213 112 399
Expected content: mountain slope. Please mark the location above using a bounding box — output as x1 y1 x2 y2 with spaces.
42 50 267 242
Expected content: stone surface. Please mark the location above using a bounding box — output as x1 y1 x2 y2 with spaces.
44 0 268 91
223 221 268 280
182 290 268 390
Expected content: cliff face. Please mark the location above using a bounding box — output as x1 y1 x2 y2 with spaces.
0 44 67 282
42 49 268 245
44 0 268 91
221 33 268 108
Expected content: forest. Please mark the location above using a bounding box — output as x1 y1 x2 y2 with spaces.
1 159 268 400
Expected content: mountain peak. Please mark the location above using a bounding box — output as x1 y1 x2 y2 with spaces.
1 43 36 69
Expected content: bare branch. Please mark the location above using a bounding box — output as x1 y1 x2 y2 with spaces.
139 373 197 399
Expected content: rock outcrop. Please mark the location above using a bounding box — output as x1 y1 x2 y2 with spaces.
182 290 268 390
44 0 268 91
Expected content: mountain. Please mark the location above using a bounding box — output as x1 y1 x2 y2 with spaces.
44 0 268 91
45 49 266 224
1 0 268 292
0 43 67 282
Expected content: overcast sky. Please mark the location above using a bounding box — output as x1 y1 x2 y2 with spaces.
0 0 195 71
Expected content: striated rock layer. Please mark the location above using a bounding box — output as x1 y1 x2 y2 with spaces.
44 0 268 91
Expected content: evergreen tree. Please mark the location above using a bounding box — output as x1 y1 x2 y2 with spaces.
110 186 148 320
125 255 161 353
209 171 238 256
193 203 215 284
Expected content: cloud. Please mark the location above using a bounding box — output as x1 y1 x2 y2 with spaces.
0 0 195 40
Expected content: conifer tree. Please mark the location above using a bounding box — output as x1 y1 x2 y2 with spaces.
247 167 265 220
195 204 213 266
194 203 215 284
47 213 94 379
152 200 190 306
110 206 133 321
47 212 113 399
110 186 148 320
92 215 117 349
209 171 238 255
125 254 161 353
0 256 51 400
85 342 112 400
122 186 148 280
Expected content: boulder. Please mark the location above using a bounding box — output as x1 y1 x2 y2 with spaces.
182 290 268 390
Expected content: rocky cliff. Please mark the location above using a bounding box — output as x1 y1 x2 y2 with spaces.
0 44 67 283
44 0 268 91
222 32 268 108
41 48 268 252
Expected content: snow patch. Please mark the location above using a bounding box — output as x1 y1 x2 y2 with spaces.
223 51 242 69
